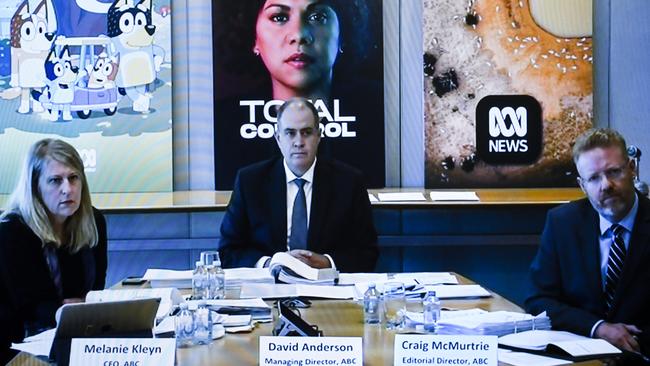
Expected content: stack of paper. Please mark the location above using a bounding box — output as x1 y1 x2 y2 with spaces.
143 267 276 289
224 267 274 288
429 191 479 201
268 252 339 285
405 308 489 327
86 288 183 320
436 311 551 336
337 273 389 285
186 298 273 322
143 268 193 289
240 283 356 300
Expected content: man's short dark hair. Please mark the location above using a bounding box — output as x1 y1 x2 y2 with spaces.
277 98 320 130
572 128 628 164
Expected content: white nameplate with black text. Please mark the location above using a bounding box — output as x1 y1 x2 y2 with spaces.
259 336 362 366
394 335 498 366
69 338 175 366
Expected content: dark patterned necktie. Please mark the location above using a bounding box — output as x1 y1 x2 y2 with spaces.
289 178 308 250
605 224 626 311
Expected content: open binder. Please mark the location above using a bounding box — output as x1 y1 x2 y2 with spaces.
498 330 622 362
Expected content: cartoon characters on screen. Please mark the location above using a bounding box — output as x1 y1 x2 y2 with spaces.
31 45 79 121
1 0 165 120
107 0 164 113
1 0 57 114
86 53 120 89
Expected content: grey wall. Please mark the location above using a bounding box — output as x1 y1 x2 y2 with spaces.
601 0 650 185
171 0 215 190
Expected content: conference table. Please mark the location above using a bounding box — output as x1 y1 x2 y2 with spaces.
9 273 605 366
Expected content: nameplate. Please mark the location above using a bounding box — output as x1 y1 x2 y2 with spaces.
394 335 498 366
69 338 176 366
259 336 362 366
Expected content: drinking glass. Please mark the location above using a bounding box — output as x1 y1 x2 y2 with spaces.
200 251 221 267
383 282 405 330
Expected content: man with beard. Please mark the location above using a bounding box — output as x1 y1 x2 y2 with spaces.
526 128 650 360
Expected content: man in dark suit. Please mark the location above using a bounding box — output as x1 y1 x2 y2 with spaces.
526 128 650 356
219 97 378 272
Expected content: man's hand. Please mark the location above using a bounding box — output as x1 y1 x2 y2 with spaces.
289 250 331 269
595 322 641 352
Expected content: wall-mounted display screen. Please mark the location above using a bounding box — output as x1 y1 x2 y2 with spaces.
423 0 593 188
0 0 173 194
212 0 385 190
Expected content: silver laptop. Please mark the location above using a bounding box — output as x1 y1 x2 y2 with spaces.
49 298 161 366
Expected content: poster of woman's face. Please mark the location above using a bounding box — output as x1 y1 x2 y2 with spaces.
212 0 385 190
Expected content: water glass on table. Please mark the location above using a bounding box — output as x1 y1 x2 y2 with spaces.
383 281 406 330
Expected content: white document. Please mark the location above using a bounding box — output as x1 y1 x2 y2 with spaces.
269 252 338 282
153 316 176 335
296 284 356 299
11 328 56 357
240 283 298 299
225 267 274 283
142 268 193 281
430 191 480 201
498 349 571 366
405 308 488 324
338 273 389 285
499 330 621 357
377 192 426 202
193 297 270 309
393 272 459 285
439 311 540 329
142 268 193 288
240 283 355 299
424 284 491 298
221 315 252 327
368 193 378 202
86 288 182 320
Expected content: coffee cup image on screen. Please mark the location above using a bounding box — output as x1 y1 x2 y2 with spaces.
212 0 385 190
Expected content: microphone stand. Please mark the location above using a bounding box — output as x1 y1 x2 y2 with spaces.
628 145 650 196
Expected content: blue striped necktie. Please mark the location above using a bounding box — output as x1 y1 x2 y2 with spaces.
289 178 308 250
605 224 626 311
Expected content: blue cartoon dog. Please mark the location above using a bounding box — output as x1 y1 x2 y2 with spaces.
107 0 163 113
2 0 57 114
31 45 79 121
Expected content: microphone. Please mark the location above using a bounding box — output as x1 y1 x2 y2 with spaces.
627 145 649 196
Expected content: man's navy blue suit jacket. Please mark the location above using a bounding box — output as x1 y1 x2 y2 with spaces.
219 157 378 273
526 193 650 354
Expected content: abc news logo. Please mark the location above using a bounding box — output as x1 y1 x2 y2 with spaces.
476 95 542 165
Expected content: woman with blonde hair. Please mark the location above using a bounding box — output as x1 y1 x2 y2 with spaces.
0 139 107 363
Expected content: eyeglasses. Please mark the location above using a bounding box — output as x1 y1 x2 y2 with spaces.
580 166 629 186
